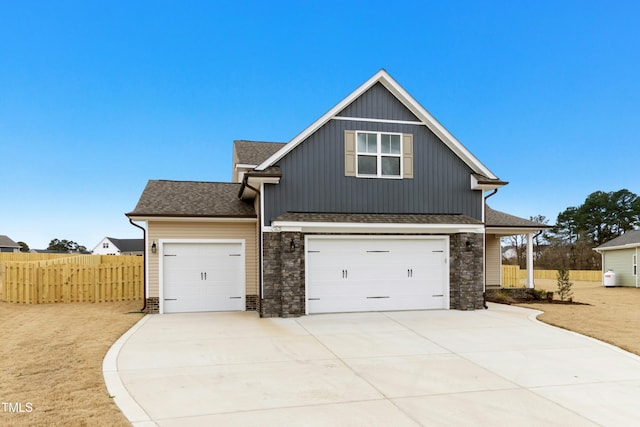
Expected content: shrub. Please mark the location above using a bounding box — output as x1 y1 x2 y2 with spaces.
556 267 573 301
526 288 548 301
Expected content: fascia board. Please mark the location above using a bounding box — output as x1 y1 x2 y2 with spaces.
485 226 548 235
127 216 256 223
255 71 386 171
271 221 484 234
595 243 640 252
377 77 498 179
256 69 499 180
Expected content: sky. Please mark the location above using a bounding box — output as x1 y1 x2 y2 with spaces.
1 0 638 250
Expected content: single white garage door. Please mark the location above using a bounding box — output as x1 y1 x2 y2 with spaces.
162 242 245 313
306 237 448 314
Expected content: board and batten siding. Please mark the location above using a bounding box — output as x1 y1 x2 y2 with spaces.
146 221 258 298
337 82 420 122
603 248 637 287
485 234 502 288
263 118 482 225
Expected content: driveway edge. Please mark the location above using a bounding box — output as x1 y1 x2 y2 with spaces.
102 314 157 427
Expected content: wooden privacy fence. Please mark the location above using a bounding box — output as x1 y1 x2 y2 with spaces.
0 257 143 304
501 266 602 288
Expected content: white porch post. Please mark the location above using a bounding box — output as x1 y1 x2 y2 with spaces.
526 232 534 288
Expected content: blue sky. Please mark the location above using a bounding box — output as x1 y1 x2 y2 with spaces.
1 1 638 249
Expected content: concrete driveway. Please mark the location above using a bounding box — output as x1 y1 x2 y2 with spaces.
104 303 640 426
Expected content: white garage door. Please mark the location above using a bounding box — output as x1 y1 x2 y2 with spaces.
162 242 245 313
306 237 448 314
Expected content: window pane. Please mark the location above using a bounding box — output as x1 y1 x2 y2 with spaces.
390 135 401 154
357 133 366 152
358 155 377 175
366 133 377 152
381 156 400 176
357 133 377 153
381 134 390 153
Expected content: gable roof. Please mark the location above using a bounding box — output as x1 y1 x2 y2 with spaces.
234 140 286 166
126 180 255 218
106 238 144 252
0 235 20 248
594 230 640 251
255 69 500 181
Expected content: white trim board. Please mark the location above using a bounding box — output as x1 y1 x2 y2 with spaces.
270 221 484 234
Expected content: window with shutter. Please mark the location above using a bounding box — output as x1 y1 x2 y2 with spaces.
345 130 413 179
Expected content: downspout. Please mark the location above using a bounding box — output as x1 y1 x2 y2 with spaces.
128 218 147 313
482 189 499 309
242 178 263 312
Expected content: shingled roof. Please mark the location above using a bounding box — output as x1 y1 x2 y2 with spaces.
595 229 640 250
485 206 549 229
107 238 144 252
0 235 20 249
127 180 256 218
234 140 286 165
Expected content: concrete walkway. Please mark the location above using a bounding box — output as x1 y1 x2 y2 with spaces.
104 303 640 426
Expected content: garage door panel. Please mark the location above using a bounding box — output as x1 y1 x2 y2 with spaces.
307 237 448 314
163 242 245 313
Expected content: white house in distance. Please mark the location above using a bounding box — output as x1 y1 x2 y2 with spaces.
92 237 144 256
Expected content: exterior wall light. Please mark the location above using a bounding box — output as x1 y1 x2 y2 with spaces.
289 238 296 253
151 241 157 254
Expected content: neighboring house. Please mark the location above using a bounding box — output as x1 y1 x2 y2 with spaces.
594 230 640 288
92 237 144 256
127 69 547 316
0 235 21 252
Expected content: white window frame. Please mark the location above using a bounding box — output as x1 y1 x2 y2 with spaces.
355 131 403 179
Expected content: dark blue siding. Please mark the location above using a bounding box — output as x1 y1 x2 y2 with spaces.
263 119 483 225
337 83 418 121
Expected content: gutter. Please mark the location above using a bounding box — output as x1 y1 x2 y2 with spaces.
241 177 264 313
128 218 147 313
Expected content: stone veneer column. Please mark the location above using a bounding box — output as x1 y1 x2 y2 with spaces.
449 233 484 310
261 232 282 317
261 231 306 317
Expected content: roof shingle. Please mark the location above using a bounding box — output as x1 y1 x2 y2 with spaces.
234 140 286 166
485 206 549 229
127 180 256 218
595 229 640 250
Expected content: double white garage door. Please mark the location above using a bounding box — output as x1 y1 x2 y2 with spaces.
162 242 245 313
306 237 449 314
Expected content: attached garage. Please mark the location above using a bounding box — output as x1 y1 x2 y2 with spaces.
161 241 246 313
305 236 449 314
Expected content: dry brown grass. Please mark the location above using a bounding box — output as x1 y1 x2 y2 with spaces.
0 301 143 426
519 279 640 355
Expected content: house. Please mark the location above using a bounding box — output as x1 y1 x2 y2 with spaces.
127 70 547 316
0 235 21 253
92 237 144 256
594 230 640 287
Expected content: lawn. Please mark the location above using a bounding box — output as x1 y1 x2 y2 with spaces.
0 300 143 427
518 279 640 356
1 281 639 426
